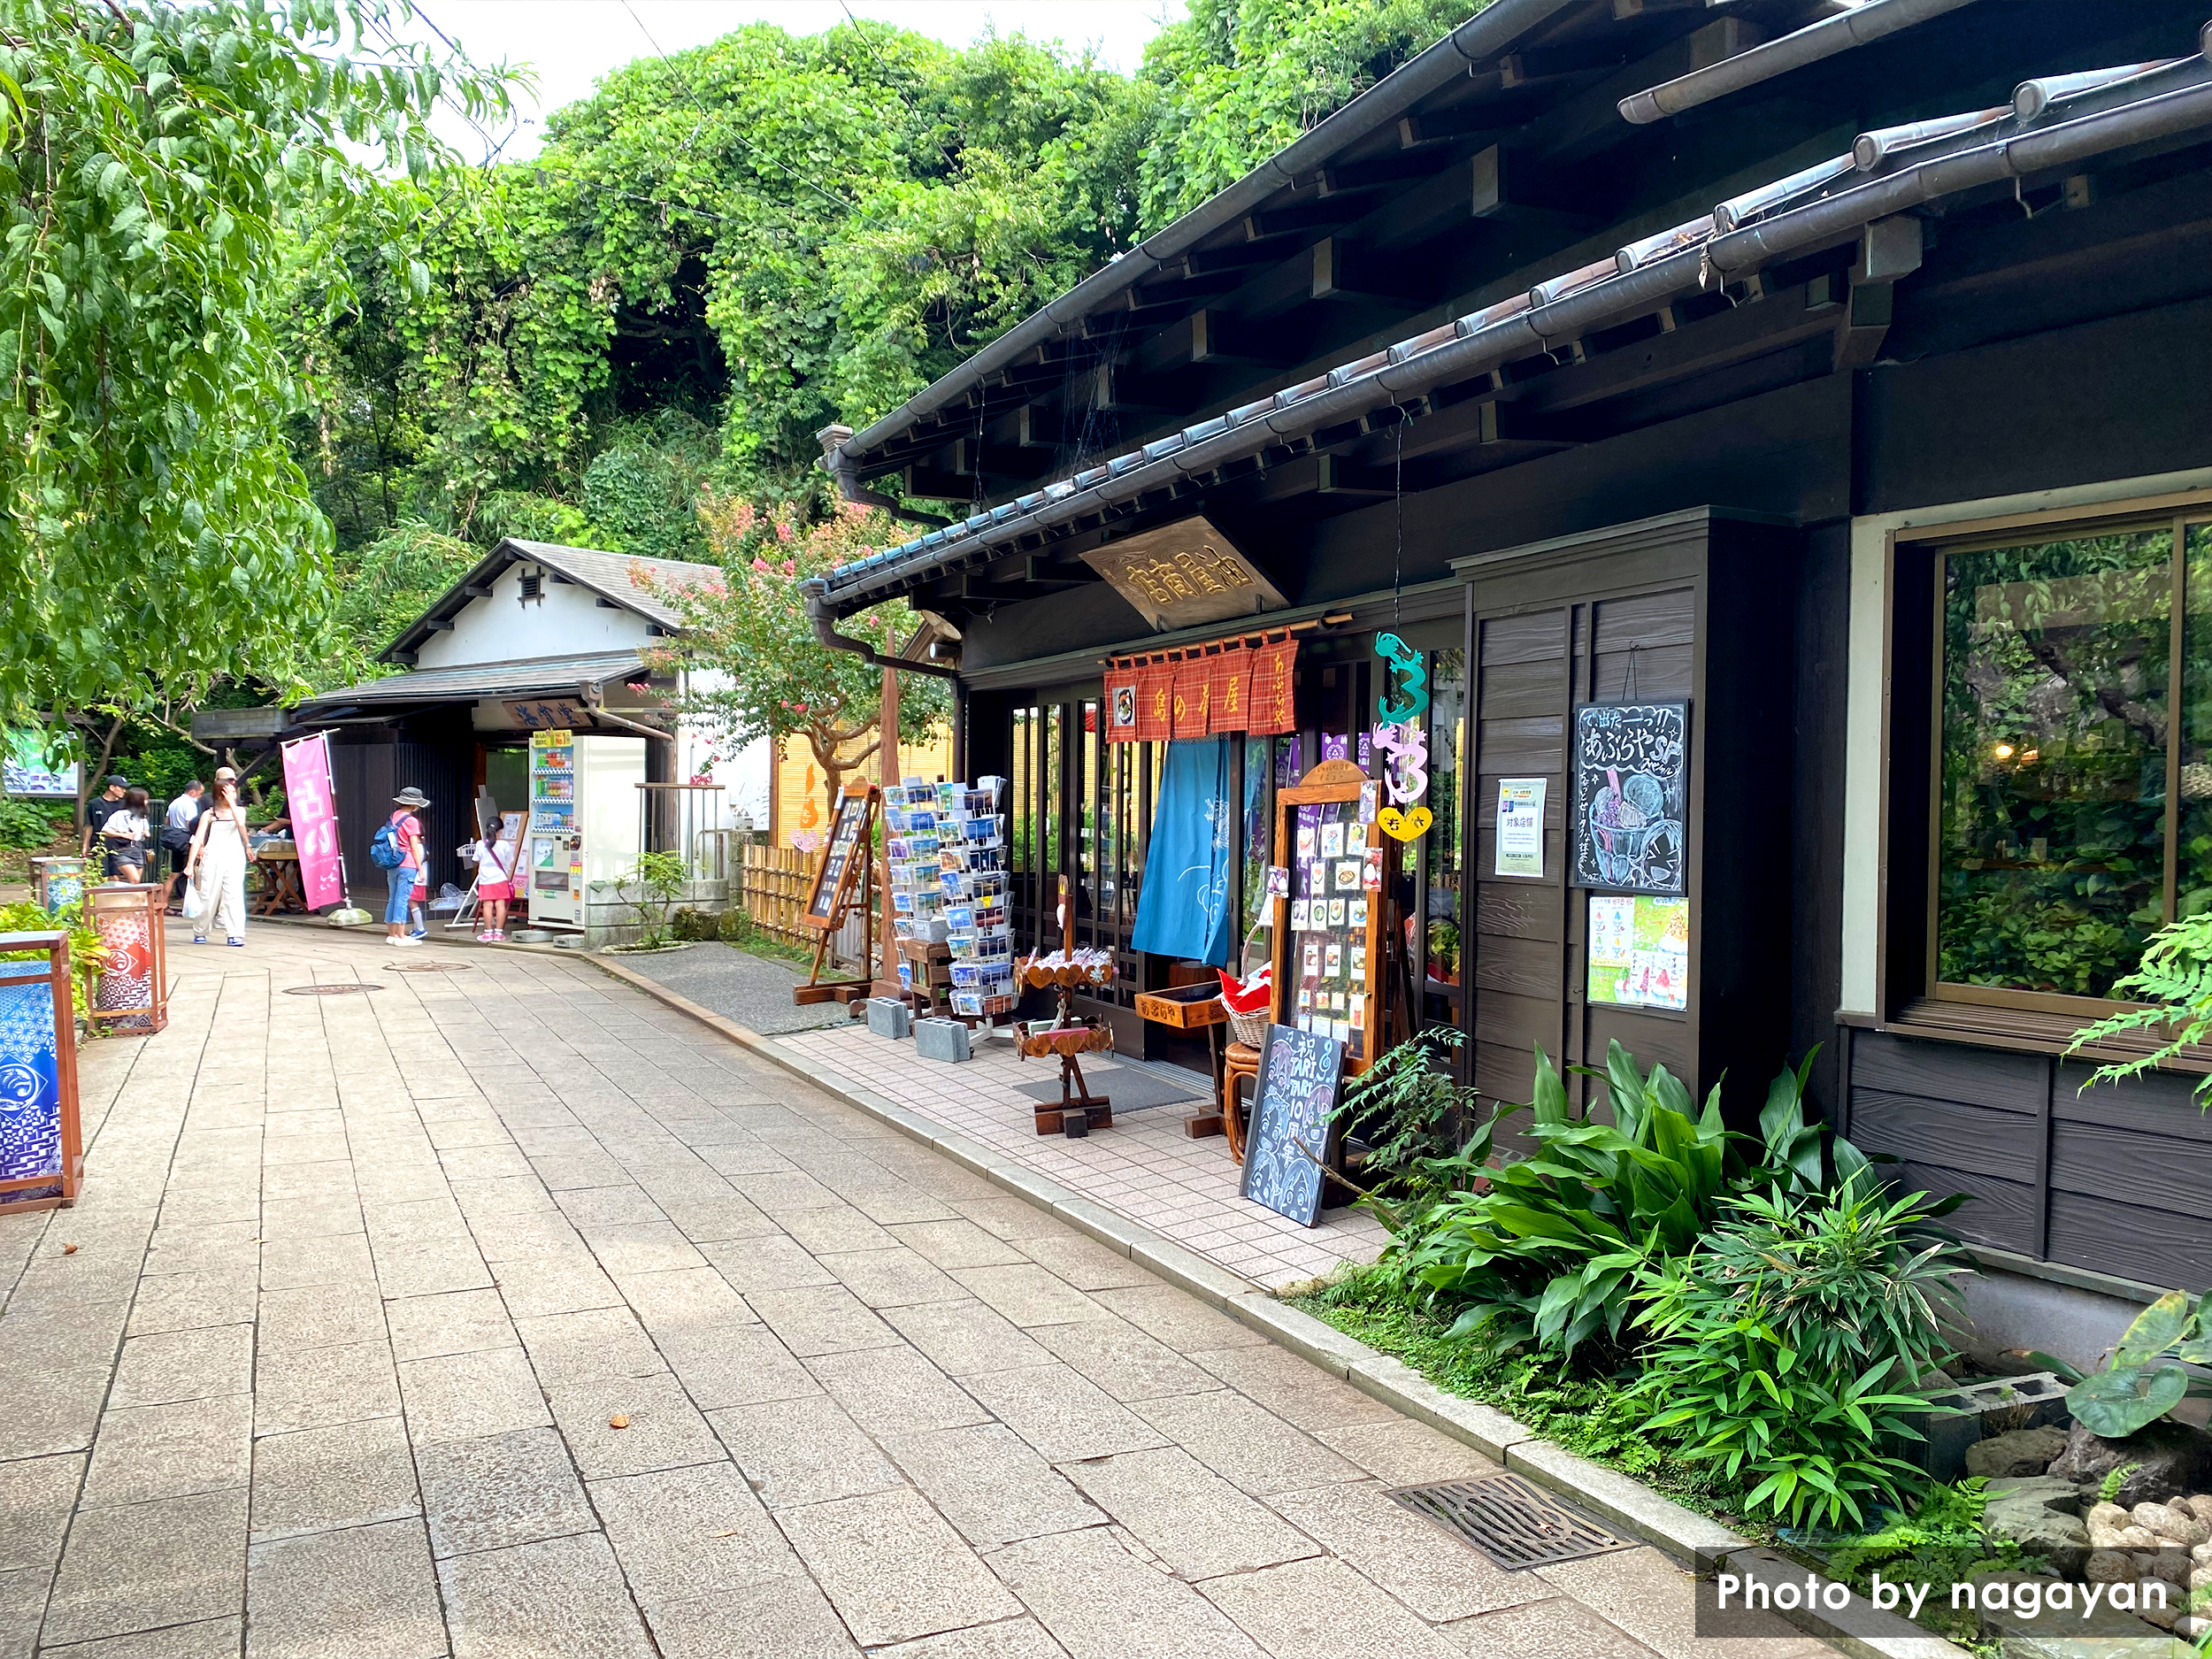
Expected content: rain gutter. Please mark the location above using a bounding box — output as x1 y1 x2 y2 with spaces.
1618 0 1983 126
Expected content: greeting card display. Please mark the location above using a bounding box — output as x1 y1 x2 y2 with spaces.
886 779 1015 1017
1268 760 1389 1071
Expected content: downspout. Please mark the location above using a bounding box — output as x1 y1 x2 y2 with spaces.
802 582 963 681
817 426 949 529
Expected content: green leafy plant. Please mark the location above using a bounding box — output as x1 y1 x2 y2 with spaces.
1374 1042 1735 1359
1636 1177 1971 1391
0 899 106 1023
2098 1463 2145 1507
0 798 66 851
614 851 690 949
2024 1290 2212 1440
1329 1028 1475 1204
2067 909 2212 1107
1824 1480 2025 1646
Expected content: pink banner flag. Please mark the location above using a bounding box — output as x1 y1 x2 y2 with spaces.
280 733 345 910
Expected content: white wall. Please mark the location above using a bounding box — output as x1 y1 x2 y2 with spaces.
415 560 657 668
1839 465 2212 1014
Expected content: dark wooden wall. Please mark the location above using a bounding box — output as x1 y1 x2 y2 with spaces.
1845 1032 2212 1289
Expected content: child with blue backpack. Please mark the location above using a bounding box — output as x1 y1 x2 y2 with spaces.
373 787 431 947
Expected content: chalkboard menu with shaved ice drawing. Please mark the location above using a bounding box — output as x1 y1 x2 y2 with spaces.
1240 1021 1343 1226
1267 759 1388 1072
1571 701 1689 895
803 787 878 928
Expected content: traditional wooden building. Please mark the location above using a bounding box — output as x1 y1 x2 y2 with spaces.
804 0 2212 1348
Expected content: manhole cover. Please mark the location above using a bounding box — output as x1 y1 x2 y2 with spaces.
1387 1476 1631 1570
281 983 383 996
383 963 472 973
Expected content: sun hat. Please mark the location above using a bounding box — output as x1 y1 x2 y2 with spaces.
393 787 433 809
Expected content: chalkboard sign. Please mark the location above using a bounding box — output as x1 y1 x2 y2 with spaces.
1571 702 1688 895
1269 759 1387 1070
803 787 878 929
1240 1022 1344 1226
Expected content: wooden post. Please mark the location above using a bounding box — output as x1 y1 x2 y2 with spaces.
877 662 901 995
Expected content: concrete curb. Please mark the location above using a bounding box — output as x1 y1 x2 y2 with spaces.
583 950 1970 1659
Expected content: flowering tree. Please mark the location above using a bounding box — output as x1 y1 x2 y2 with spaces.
637 494 949 837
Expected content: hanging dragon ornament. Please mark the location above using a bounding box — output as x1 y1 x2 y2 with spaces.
1371 634 1432 841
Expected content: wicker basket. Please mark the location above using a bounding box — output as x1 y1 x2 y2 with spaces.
1226 1005 1270 1047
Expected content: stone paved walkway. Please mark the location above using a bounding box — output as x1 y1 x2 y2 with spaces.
0 923 1837 1658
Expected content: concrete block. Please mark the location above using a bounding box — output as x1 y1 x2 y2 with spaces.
864 998 911 1040
913 1018 971 1063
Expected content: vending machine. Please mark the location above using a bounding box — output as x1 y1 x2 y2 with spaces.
525 730 644 930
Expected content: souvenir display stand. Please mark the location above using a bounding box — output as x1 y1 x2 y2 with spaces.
1016 951 1116 1134
885 780 1016 1025
1268 758 1395 1077
85 883 167 1035
0 932 83 1214
795 786 879 1006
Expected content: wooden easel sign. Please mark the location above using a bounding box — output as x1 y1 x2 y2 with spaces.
1269 758 1390 1074
795 786 878 1003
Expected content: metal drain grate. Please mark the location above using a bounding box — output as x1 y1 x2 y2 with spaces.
1387 1475 1631 1571
281 983 383 996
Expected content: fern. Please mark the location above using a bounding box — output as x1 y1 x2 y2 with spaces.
2066 911 2212 1108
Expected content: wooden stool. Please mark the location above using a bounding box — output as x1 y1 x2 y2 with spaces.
1220 1041 1261 1164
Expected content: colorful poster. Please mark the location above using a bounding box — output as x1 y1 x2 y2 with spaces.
0 961 63 1187
280 733 346 910
1587 894 1689 1010
1494 779 1547 878
3 728 77 799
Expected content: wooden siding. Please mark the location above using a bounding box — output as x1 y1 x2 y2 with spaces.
1846 1030 2212 1288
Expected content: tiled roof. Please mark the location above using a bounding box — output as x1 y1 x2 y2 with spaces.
815 43 2212 613
300 650 653 709
500 541 722 630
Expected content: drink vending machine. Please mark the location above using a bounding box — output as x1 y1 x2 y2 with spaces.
526 729 644 930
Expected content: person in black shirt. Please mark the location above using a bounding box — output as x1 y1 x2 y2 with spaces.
80 775 127 856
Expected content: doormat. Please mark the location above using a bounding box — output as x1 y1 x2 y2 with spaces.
1013 1064 1202 1115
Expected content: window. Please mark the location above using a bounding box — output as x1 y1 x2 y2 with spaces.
1929 508 2212 1004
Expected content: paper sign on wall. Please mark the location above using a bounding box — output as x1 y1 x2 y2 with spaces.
1494 779 1546 878
1587 893 1688 1010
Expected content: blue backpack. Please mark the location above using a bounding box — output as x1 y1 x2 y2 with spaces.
370 820 407 869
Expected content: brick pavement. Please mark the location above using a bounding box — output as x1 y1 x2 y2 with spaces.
0 924 1837 1658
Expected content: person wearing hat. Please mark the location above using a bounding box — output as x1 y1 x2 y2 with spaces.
183 770 255 946
385 787 432 946
80 774 128 856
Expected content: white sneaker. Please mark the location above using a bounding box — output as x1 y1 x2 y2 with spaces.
393 935 423 948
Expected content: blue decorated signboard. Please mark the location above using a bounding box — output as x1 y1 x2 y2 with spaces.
0 960 64 1198
1240 1022 1344 1227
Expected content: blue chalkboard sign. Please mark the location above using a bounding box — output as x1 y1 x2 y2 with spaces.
1240 1022 1344 1226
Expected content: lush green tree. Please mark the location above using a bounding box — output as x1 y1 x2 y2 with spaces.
0 0 511 718
1136 0 1479 227
638 494 949 825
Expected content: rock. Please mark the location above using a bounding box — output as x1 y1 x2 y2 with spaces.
2135 1502 2210 1546
2134 1584 2180 1630
2087 1550 2136 1584
2181 1613 2211 1641
1986 1479 2093 1578
2119 1526 2162 1549
2185 1494 2212 1523
2192 1565 2212 1593
2136 1550 2192 1588
2196 1540 2212 1567
2047 1419 2212 1509
1968 1425 2073 1479
2089 1502 2132 1532
2091 1525 2127 1550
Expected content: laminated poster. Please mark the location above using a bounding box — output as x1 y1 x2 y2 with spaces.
1586 894 1689 1011
1494 779 1547 878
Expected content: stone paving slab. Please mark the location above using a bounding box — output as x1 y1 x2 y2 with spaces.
0 924 1837 1658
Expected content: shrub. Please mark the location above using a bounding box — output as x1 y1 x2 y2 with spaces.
1330 1028 1476 1205
616 851 688 948
0 899 107 1023
0 798 66 851
1629 1176 1971 1529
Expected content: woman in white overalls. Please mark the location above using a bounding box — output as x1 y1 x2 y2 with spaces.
185 770 256 946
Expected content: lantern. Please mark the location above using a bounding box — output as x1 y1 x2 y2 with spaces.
29 856 85 916
86 883 168 1036
0 931 82 1214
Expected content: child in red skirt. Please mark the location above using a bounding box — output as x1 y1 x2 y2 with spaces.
471 833 518 941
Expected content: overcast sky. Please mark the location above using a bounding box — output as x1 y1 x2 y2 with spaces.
393 0 1176 162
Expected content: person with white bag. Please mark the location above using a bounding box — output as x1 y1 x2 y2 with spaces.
183 769 256 946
